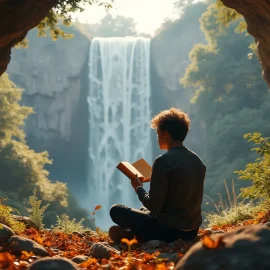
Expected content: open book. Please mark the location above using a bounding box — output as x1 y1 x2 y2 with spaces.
116 158 152 183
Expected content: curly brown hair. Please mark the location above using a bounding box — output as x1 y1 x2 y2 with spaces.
151 108 190 141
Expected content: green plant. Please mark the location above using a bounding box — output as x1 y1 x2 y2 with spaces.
235 133 270 205
121 238 138 258
51 214 86 234
0 197 26 233
204 180 266 227
27 189 50 230
89 205 102 232
16 0 114 47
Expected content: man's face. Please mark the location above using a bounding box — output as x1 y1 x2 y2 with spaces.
157 129 168 150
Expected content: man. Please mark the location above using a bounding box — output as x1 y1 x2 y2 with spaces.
109 108 206 243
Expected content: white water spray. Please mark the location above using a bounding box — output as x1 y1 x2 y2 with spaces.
87 37 152 228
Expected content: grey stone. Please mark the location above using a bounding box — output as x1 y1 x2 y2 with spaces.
212 230 224 234
6 236 49 256
176 225 270 270
90 243 120 259
142 240 167 250
71 255 90 264
83 230 98 236
0 223 14 243
158 252 179 263
27 257 79 270
11 215 39 229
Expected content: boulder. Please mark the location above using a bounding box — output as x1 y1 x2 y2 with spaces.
89 243 120 259
6 236 49 257
27 257 79 270
11 215 39 229
176 225 270 270
158 252 179 263
71 255 90 264
142 240 167 251
0 223 15 244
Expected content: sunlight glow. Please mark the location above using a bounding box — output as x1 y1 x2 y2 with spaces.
74 0 179 36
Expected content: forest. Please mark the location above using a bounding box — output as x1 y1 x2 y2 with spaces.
0 0 269 269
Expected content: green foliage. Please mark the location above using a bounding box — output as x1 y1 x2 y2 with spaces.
235 133 270 204
75 13 137 38
180 2 270 200
52 214 86 234
0 73 32 141
215 0 246 33
0 74 68 206
0 197 26 233
0 74 92 228
27 189 50 230
16 0 113 47
205 202 265 227
204 180 266 227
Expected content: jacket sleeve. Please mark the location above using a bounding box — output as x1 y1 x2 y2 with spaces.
136 156 169 214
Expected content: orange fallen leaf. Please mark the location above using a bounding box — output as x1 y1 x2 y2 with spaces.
257 212 266 219
20 251 34 260
0 252 14 269
94 205 102 211
156 263 167 270
80 258 98 267
203 235 224 249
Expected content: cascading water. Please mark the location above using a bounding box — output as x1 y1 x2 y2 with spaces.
87 37 152 228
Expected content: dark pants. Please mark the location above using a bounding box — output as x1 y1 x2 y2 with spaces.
110 204 198 242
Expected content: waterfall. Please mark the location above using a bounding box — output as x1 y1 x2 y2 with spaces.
87 37 152 228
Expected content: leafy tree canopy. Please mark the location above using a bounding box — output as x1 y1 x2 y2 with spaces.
16 0 113 47
76 13 138 38
0 74 91 227
179 2 270 199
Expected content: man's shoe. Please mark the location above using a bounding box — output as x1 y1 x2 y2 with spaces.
109 225 135 244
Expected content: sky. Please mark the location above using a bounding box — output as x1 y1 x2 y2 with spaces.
75 0 179 36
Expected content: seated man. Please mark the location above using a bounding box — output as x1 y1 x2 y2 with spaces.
109 108 206 243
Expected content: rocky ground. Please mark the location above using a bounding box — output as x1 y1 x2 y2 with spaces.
0 212 269 270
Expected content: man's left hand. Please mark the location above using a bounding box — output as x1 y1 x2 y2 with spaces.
131 175 143 192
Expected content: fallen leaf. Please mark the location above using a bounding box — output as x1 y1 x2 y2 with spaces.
0 252 14 269
94 205 102 211
202 235 224 249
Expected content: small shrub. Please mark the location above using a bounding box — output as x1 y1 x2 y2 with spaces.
27 189 49 230
51 214 86 234
235 133 270 205
0 197 25 233
204 180 267 227
205 202 266 227
89 205 102 234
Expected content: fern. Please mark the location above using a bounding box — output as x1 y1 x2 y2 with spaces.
27 189 49 230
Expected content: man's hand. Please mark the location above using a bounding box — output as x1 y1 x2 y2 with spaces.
131 174 143 192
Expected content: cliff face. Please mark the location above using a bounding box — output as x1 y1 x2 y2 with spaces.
7 28 90 196
151 3 206 110
8 28 89 141
150 3 207 156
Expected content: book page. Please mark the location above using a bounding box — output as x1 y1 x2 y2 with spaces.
132 158 152 182
116 161 144 181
